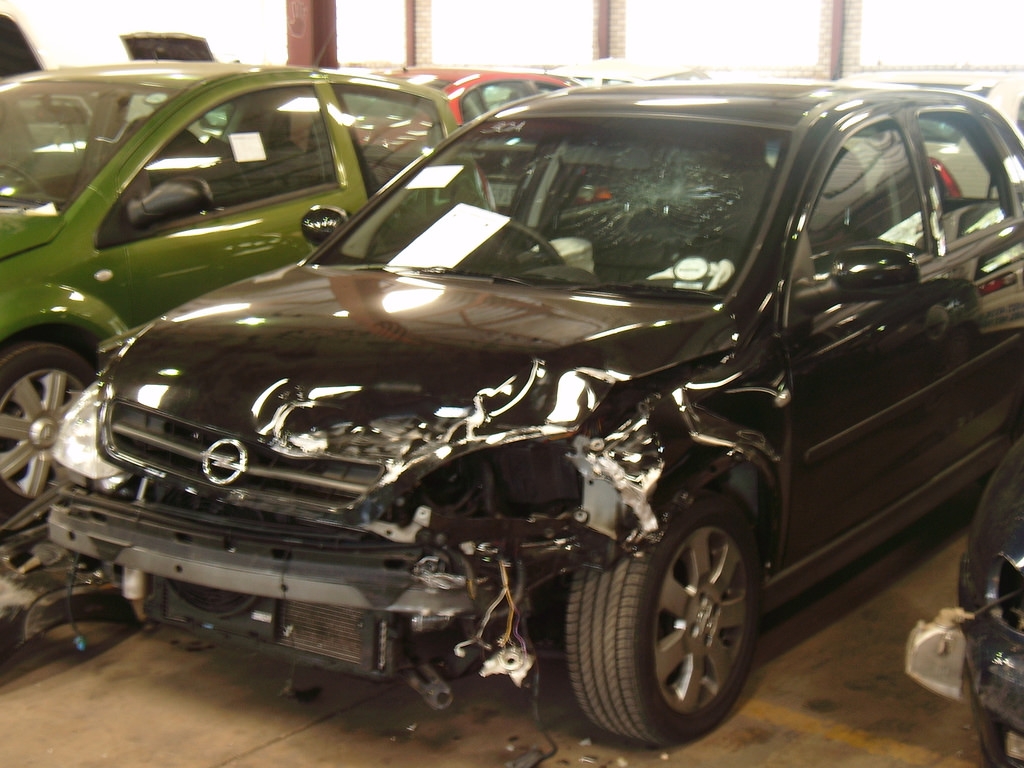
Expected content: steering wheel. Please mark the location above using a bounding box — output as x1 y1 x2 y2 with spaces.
502 219 564 269
0 162 45 196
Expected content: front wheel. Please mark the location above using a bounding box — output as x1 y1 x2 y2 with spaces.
0 342 94 522
565 494 760 746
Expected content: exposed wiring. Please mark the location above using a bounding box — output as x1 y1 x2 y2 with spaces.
505 616 558 768
65 553 87 651
454 578 507 657
973 585 1024 617
500 559 517 646
527 657 558 764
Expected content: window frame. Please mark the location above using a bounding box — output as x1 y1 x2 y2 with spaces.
804 117 926 272
98 83 338 248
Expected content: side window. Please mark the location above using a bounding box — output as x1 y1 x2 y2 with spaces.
483 81 530 109
332 84 446 192
459 81 538 124
919 112 1012 242
144 85 334 209
535 81 569 95
806 120 923 275
459 89 486 123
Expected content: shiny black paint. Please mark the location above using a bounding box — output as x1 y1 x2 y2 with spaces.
109 266 730 436
103 84 1024 582
45 81 1024 740
959 436 1024 767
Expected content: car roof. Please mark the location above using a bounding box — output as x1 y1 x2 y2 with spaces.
3 61 425 93
495 79 994 129
384 66 576 88
4 61 292 86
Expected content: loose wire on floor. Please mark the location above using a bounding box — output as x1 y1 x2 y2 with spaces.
65 552 87 651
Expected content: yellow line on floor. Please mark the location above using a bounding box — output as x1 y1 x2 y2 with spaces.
739 699 974 767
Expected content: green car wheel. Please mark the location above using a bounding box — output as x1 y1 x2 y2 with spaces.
0 342 93 521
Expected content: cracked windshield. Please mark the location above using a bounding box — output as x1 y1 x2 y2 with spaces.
325 115 786 294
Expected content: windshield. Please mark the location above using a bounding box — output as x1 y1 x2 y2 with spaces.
320 115 786 294
0 80 178 210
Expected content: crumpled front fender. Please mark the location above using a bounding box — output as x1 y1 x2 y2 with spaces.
0 522 136 662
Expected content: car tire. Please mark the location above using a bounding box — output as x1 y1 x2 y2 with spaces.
565 493 760 746
0 342 94 521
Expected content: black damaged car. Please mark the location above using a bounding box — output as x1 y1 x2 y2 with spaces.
44 81 1024 746
958 439 1024 767
907 433 1024 767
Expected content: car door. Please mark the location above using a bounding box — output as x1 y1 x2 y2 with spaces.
780 111 1024 566
914 106 1024 452
99 82 368 325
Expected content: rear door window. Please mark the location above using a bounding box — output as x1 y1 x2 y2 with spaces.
332 83 447 192
919 111 1014 244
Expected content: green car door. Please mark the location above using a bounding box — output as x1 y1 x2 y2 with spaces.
104 80 367 324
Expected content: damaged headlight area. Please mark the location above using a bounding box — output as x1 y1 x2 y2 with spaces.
964 555 1024 760
51 381 128 489
567 409 664 538
907 553 1024 767
347 399 666 551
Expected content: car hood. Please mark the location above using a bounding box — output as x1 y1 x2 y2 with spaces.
121 32 214 61
107 265 735 443
0 213 64 259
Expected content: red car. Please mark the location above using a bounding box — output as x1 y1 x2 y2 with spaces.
380 66 578 123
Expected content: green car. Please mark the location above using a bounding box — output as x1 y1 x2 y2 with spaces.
0 62 457 519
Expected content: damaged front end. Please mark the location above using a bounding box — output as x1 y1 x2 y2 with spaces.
45 358 672 706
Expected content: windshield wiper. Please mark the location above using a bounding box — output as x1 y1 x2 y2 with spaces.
395 266 533 286
582 282 717 298
0 197 53 210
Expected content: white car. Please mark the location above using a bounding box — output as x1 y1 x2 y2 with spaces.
550 58 708 86
0 0 43 76
846 71 1024 131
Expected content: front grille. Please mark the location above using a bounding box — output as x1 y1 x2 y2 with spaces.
105 401 383 513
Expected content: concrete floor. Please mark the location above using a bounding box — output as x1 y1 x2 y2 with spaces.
0 489 984 768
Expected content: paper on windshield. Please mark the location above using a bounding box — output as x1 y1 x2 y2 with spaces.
229 132 267 163
389 203 509 269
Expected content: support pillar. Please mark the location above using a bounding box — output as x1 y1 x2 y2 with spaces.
286 0 338 68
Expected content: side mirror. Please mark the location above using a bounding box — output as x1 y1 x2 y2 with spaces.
792 242 921 313
126 177 213 228
301 205 348 245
